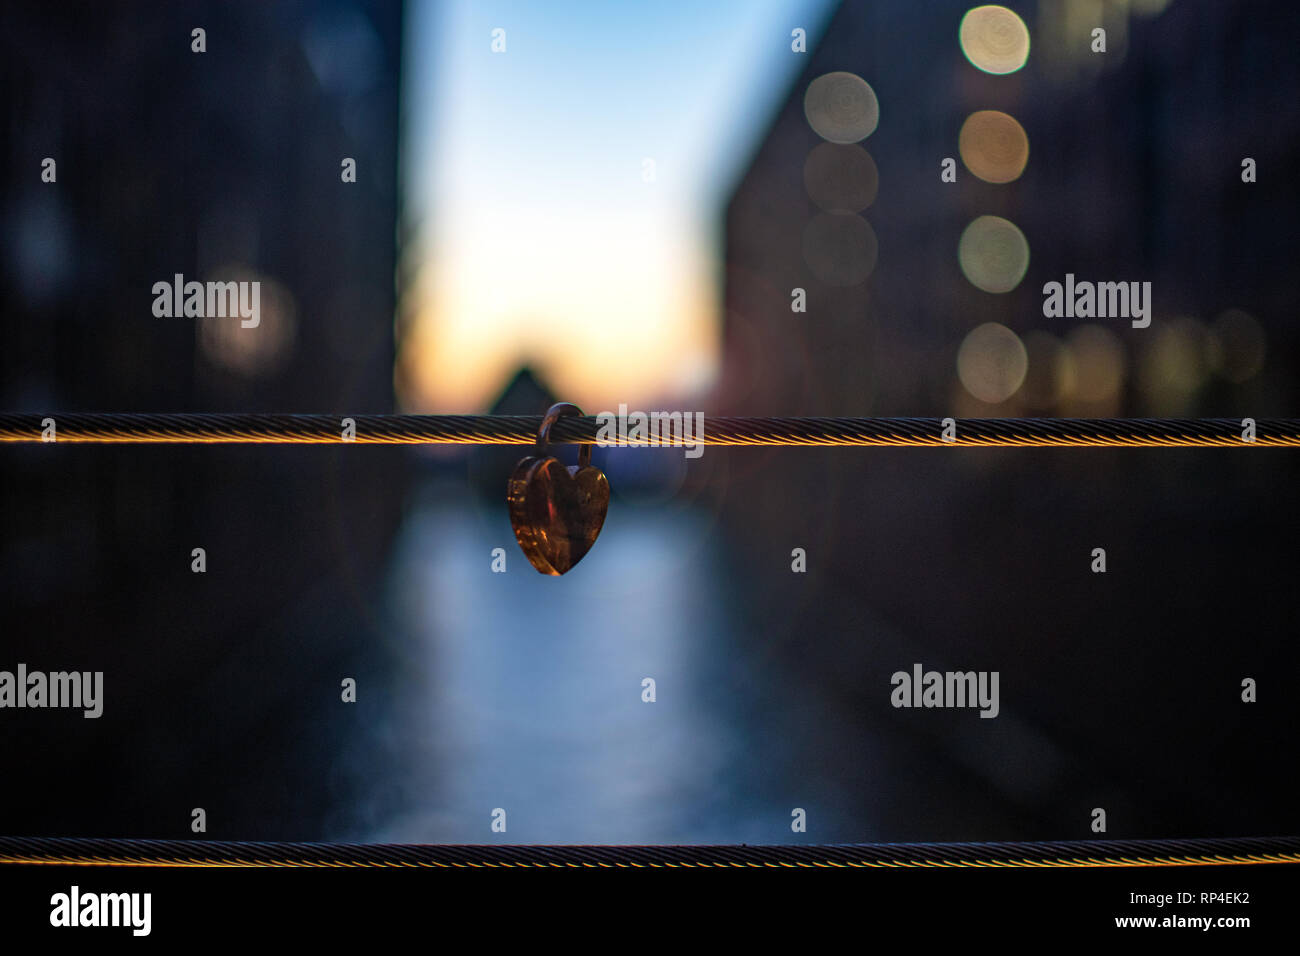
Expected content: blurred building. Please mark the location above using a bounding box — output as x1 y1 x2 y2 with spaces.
712 0 1300 839
0 0 407 839
720 0 1297 419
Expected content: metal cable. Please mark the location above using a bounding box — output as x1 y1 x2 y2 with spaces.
0 834 1297 868
1 413 1297 446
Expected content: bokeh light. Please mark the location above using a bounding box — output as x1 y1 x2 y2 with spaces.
958 215 1029 293
957 322 1028 403
959 110 1030 183
802 211 878 286
959 5 1030 75
197 267 296 377
1020 330 1069 409
803 142 879 212
1062 324 1126 410
1207 308 1266 383
803 71 879 143
1139 317 1209 415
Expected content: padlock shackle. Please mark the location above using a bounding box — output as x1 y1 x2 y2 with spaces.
535 402 592 467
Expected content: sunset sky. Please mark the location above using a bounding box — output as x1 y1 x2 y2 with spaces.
397 0 833 411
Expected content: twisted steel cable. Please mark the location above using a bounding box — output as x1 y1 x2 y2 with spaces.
0 835 1297 868
1 413 1298 446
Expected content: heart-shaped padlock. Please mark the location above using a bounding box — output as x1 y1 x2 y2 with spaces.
508 402 610 575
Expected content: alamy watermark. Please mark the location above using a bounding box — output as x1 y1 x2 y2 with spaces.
595 404 705 458
1042 273 1151 328
152 273 260 328
890 662 999 718
50 886 150 936
0 664 103 718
